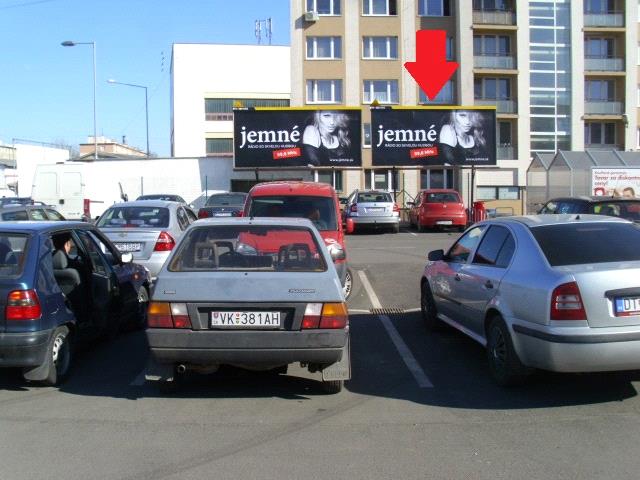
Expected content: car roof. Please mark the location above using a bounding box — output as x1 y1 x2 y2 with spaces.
356 190 391 195
546 196 640 203
107 200 178 208
248 181 335 197
420 189 460 194
0 220 90 234
481 214 631 229
193 217 317 228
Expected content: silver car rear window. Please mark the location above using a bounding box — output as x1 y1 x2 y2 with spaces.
531 223 640 266
357 192 392 203
168 225 328 272
97 206 170 228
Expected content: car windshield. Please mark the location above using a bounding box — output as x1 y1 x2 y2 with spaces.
168 225 327 272
531 222 640 266
0 233 28 277
592 201 640 222
97 206 170 228
205 193 246 207
357 192 392 203
426 192 459 203
247 195 337 231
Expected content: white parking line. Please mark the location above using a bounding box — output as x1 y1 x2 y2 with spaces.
357 270 433 388
408 231 417 237
130 369 147 386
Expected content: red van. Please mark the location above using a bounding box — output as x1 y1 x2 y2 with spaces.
244 182 353 298
408 189 467 232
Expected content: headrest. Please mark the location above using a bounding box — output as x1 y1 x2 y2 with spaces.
52 249 68 269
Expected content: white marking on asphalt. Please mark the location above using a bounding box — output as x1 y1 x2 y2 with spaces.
357 270 433 388
408 231 417 237
130 369 147 386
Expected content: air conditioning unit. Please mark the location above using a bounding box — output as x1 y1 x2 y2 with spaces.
305 11 319 22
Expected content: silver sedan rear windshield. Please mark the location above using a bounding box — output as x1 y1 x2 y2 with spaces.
357 192 392 203
531 223 640 266
168 225 327 272
97 206 170 228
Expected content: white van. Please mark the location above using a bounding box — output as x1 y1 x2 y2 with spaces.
31 163 123 220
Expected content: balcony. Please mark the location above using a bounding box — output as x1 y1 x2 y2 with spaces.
474 55 516 70
475 98 517 114
584 57 624 71
584 12 624 28
497 145 516 160
585 101 623 115
472 10 516 26
585 143 622 151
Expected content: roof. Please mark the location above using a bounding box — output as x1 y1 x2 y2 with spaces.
193 217 316 228
107 200 179 208
0 221 89 233
248 181 336 197
485 214 630 228
546 196 640 203
419 189 460 194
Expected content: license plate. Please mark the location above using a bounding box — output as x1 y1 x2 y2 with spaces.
436 220 453 225
114 242 142 252
368 207 384 212
213 212 232 217
614 297 640 316
210 311 281 327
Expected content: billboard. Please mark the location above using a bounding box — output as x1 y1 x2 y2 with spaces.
592 168 640 198
371 107 496 167
234 108 361 168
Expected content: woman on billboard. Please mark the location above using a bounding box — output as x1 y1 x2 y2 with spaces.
439 110 488 165
302 110 352 166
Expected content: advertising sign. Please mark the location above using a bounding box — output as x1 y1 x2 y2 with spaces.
371 107 496 167
592 168 640 198
234 108 361 168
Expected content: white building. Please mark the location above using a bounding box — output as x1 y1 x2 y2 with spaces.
170 43 291 158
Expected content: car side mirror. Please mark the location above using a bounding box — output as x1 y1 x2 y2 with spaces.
121 252 133 264
428 249 445 262
339 197 348 205
345 217 355 234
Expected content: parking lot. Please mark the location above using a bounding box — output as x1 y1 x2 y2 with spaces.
2 228 640 480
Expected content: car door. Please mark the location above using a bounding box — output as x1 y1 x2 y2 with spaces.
456 225 516 335
430 225 487 325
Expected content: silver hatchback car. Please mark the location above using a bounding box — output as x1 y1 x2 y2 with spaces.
422 215 640 385
96 200 197 279
343 190 400 233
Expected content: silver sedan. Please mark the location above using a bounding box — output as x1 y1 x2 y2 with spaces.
96 200 197 279
421 214 640 385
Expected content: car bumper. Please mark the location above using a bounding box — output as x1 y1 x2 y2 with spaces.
0 329 53 368
512 324 640 372
351 217 400 226
147 328 348 366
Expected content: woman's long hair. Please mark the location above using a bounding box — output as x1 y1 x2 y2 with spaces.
444 111 486 149
313 111 351 149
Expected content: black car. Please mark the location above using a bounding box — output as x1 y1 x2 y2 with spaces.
136 194 187 203
539 196 640 222
0 205 66 221
197 192 247 219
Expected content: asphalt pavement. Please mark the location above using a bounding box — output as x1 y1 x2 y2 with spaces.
1 227 640 480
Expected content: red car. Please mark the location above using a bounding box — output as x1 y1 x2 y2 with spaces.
243 181 353 299
408 189 467 232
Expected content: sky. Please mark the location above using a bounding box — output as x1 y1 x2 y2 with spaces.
0 0 290 157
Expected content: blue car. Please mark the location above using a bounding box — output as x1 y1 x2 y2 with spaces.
0 222 151 385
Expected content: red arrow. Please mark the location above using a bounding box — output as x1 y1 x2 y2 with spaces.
404 30 459 101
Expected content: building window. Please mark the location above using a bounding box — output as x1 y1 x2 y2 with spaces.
584 37 614 58
473 35 511 56
363 123 372 147
477 186 520 200
474 77 511 99
420 169 454 189
418 0 451 16
585 79 615 101
585 122 616 145
419 80 455 104
362 0 397 15
473 0 512 10
446 37 455 60
307 0 340 15
363 80 399 104
584 0 615 14
306 36 342 59
365 169 398 191
206 138 233 156
317 170 343 192
205 98 289 120
362 36 398 59
306 79 343 104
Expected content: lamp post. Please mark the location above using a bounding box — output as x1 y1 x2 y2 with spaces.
107 79 150 156
61 40 97 160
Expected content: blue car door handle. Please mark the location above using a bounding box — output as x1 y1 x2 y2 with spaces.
484 280 494 289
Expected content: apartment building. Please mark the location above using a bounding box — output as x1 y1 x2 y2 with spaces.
290 0 638 209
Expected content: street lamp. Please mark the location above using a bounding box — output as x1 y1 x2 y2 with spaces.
107 79 150 156
61 40 97 160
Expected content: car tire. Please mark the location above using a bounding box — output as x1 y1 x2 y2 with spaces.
420 281 440 331
134 286 149 330
42 326 72 386
322 379 343 394
342 268 353 300
392 224 400 234
486 316 530 387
